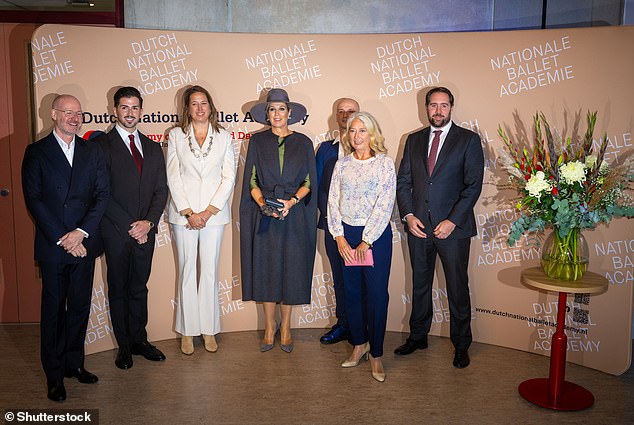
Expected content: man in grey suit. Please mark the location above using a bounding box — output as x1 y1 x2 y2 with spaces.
95 87 168 370
395 87 484 368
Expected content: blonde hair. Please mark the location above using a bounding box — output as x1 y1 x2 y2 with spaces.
341 111 387 156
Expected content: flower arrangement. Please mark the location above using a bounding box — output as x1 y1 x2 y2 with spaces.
498 111 634 279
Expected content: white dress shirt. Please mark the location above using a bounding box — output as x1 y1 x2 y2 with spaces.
53 129 75 166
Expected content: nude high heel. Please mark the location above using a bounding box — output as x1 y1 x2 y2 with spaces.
341 343 370 367
369 354 385 382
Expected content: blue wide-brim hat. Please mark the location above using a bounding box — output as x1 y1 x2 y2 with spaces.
250 88 307 125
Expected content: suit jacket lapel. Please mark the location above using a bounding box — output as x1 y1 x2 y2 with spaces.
68 136 88 196
417 128 431 177
138 132 155 187
111 129 142 180
44 133 72 186
198 128 214 178
186 125 213 179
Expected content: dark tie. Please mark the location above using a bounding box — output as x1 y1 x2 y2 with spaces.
428 130 442 175
129 134 143 174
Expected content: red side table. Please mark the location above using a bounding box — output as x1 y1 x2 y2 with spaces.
519 267 608 411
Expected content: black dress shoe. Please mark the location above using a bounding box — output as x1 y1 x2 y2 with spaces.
453 349 470 368
131 341 166 361
394 337 428 355
47 381 66 402
65 367 99 384
115 348 133 369
319 324 349 345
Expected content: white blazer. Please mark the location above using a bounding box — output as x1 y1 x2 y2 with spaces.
166 124 237 226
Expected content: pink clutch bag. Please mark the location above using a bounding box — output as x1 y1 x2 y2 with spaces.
344 249 374 267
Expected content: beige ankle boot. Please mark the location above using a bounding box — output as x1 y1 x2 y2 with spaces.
181 336 194 355
203 334 218 352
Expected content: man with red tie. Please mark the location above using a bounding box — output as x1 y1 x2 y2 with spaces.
395 87 484 368
95 87 168 370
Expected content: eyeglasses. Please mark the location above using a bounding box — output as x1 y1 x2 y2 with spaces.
54 109 83 118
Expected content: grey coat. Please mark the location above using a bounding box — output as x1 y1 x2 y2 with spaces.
239 129 317 304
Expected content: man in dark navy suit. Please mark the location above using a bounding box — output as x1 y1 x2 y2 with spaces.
22 94 109 401
316 98 359 345
95 87 168 370
395 87 484 368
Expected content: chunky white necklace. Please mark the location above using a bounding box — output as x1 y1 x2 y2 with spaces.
188 134 213 159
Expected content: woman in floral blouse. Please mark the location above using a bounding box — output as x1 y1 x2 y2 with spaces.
327 111 396 382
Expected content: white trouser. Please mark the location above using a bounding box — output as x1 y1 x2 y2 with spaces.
172 223 224 336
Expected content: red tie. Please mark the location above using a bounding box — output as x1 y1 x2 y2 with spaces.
129 134 143 174
428 130 441 175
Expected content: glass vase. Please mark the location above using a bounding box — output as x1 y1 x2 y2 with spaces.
540 227 589 280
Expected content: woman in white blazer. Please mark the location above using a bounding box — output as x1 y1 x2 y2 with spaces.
166 85 237 354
